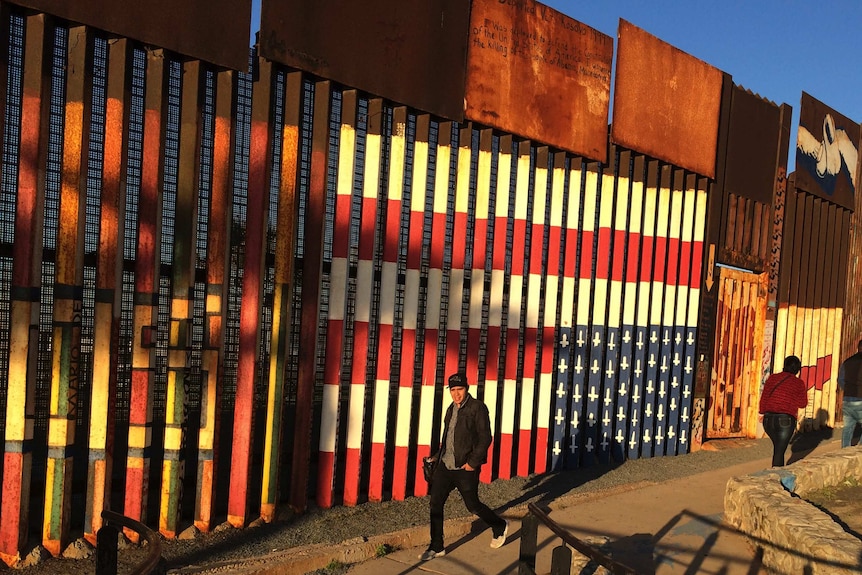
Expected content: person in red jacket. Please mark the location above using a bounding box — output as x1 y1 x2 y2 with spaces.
759 355 809 467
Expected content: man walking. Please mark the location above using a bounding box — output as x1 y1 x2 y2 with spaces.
420 372 508 561
838 339 862 448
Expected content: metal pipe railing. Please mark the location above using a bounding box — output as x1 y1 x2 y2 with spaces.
97 510 164 575
518 502 639 575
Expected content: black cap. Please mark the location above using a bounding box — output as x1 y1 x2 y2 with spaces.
448 373 468 389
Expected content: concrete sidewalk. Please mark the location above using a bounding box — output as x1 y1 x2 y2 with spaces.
344 437 841 575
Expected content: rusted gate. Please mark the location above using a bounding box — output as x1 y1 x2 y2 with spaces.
707 268 767 437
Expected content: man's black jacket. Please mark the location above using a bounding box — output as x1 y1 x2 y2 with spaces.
437 394 492 470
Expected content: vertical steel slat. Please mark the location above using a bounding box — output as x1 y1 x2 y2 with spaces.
623 155 646 461
552 154 578 471
481 134 513 482
733 195 746 255
367 106 407 502
407 117 437 495
645 165 670 453
228 58 274 527
43 25 92 557
834 209 851 424
498 140 530 479
258 70 301 520
819 204 839 428
195 68 235 531
673 174 698 452
590 155 613 464
723 194 736 254
805 200 825 420
125 48 165 537
519 146 547 475
376 106 408 501
414 121 450 496
0 12 49 565
442 124 469 393
631 160 659 455
683 177 707 447
85 36 130 543
466 129 492 401
757 201 770 264
657 169 683 454
316 88 355 509
386 109 414 499
471 129 494 479
398 114 430 498
513 141 537 475
536 150 565 474
788 194 808 358
158 58 201 538
341 97 381 506
607 150 631 462
772 189 798 375
576 162 599 464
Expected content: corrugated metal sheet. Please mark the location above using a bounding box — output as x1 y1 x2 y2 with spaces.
611 19 722 178
464 0 613 162
4 0 252 71
259 0 470 121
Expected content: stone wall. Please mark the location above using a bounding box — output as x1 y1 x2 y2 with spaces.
724 448 862 574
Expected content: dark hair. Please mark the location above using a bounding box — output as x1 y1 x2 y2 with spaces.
783 355 802 375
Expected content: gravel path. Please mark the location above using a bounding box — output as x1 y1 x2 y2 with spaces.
9 433 833 575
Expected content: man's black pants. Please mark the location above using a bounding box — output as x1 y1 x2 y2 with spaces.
428 464 506 551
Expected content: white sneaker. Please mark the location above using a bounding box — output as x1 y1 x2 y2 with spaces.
419 547 446 561
490 520 509 548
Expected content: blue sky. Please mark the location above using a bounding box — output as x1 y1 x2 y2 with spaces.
251 1 862 172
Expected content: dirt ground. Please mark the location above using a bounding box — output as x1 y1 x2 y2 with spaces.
803 478 862 539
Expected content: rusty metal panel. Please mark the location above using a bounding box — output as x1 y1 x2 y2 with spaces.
795 91 859 210
259 0 470 121
725 86 782 204
611 20 722 178
4 0 251 71
463 0 612 161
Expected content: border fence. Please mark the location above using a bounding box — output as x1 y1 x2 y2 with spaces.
0 0 858 565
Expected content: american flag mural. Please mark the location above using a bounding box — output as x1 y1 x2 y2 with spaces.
311 106 711 500
550 151 707 470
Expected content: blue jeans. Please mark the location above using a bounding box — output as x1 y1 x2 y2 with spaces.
762 413 796 467
842 398 862 448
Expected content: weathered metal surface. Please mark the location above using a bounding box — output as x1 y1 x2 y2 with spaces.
259 0 470 121
612 20 722 178
725 86 782 205
773 185 847 429
0 10 49 565
464 0 612 161
708 268 766 438
4 0 251 71
795 91 859 210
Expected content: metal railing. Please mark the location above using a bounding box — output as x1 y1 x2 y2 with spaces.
96 510 165 575
518 502 639 575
